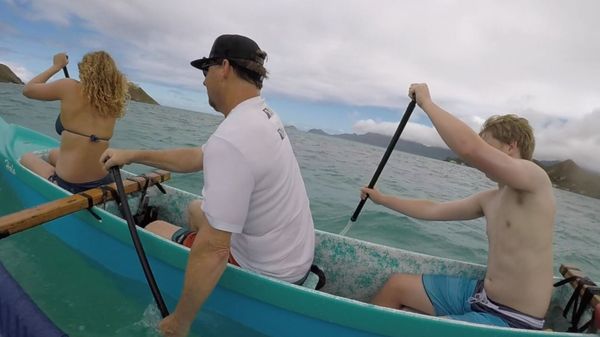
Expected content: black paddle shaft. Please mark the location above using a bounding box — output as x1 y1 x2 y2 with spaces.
350 100 416 222
62 55 69 78
109 167 169 318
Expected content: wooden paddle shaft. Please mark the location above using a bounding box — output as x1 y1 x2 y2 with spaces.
0 170 170 238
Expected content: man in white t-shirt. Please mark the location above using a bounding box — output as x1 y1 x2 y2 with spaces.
100 34 315 337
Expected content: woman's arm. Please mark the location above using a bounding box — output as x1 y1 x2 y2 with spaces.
23 53 71 101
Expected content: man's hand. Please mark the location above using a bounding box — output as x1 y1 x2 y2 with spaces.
159 314 191 337
360 186 386 205
100 148 133 170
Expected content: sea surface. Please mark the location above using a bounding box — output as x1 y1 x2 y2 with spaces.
1 82 599 336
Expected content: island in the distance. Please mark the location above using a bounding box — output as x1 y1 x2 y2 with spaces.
0 63 159 105
307 128 600 199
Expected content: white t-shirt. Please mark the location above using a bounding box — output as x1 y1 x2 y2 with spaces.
201 96 315 283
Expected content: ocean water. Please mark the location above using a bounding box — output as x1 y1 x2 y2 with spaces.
1 82 599 335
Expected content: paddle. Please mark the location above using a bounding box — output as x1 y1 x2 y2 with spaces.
339 100 416 235
55 56 69 131
62 55 69 78
109 166 169 318
0 170 170 238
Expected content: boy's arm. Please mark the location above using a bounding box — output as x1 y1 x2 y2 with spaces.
362 187 490 221
410 83 547 192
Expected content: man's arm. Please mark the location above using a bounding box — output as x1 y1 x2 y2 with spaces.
410 83 544 192
100 147 203 173
159 212 231 337
361 187 489 221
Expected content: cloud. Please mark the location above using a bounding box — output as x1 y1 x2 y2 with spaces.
354 108 600 171
16 0 600 115
0 21 20 37
535 109 600 170
9 0 600 170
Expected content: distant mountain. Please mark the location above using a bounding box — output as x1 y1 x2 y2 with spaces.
0 64 158 105
309 128 455 160
536 159 562 167
0 64 24 84
542 160 600 199
442 158 600 199
308 128 329 136
128 82 159 105
306 128 600 199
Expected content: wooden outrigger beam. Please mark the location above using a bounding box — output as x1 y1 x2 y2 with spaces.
560 264 600 309
0 170 170 239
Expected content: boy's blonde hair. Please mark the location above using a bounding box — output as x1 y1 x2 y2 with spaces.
479 114 535 160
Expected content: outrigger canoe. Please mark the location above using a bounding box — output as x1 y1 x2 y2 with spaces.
0 115 598 337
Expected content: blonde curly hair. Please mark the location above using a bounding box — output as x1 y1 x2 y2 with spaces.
479 114 535 160
78 51 129 118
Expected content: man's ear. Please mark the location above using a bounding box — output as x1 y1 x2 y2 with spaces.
221 59 232 78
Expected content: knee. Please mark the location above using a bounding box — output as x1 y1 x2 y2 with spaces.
187 200 205 230
145 220 179 240
145 220 168 233
187 200 204 218
19 152 36 166
384 273 414 294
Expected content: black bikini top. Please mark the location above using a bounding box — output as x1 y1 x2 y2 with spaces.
55 114 110 142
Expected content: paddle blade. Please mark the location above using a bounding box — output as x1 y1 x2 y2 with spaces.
339 219 354 236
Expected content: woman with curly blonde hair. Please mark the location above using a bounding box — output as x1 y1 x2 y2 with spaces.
21 51 129 193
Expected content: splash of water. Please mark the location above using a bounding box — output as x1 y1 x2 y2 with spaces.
115 304 162 337
339 219 354 236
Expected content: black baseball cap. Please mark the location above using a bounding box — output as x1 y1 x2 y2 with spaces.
191 34 265 71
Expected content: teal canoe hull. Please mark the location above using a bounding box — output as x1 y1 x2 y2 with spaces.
0 116 591 336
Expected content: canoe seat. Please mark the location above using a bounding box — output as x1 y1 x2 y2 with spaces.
554 264 600 333
301 264 326 290
301 271 321 289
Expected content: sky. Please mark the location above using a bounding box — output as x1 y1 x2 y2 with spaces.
1 0 600 171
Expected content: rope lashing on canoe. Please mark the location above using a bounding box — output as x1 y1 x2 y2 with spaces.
127 174 167 202
555 265 600 332
577 287 600 332
79 191 102 221
126 174 167 228
80 184 121 221
100 185 120 203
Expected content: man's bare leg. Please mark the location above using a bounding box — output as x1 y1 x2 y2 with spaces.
186 200 205 231
146 200 204 240
371 273 435 315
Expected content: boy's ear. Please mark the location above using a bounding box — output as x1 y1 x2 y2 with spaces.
508 141 519 155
